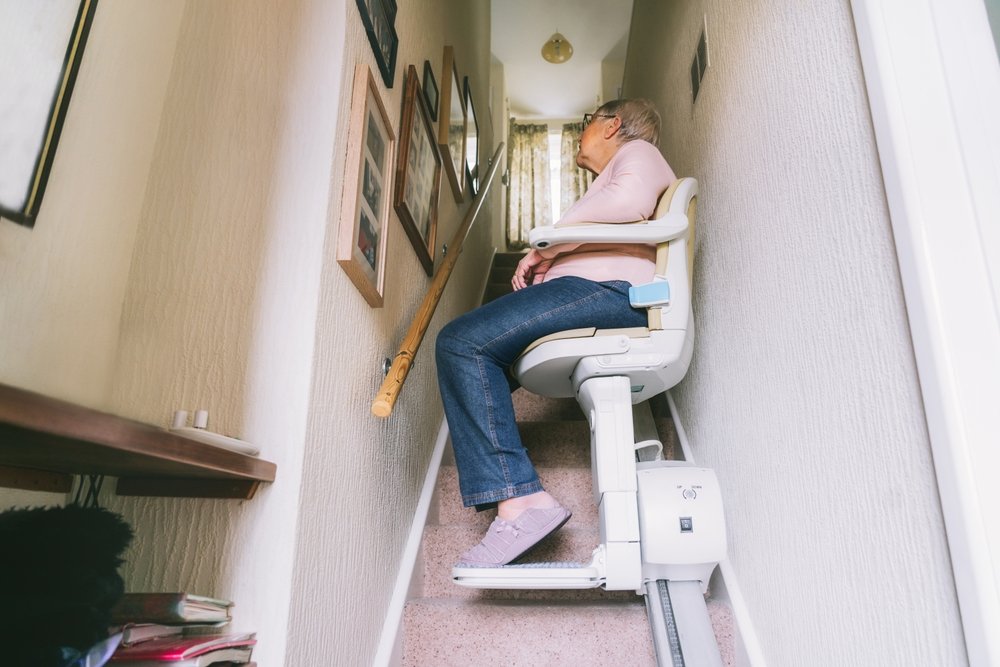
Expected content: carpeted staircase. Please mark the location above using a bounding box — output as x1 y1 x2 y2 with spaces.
400 253 735 666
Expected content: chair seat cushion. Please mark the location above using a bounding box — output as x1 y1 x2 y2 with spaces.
519 326 651 356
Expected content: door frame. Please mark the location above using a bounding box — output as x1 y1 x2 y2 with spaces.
850 0 1000 664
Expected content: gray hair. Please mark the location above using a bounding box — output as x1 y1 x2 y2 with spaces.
596 98 661 146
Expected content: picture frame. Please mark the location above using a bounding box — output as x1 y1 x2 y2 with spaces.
336 64 395 307
354 0 398 88
382 0 396 22
437 46 467 204
463 76 480 197
422 60 439 122
394 65 442 276
1 0 99 227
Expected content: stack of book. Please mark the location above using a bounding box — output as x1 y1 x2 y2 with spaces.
108 593 256 667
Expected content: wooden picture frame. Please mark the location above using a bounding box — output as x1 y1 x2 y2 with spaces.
394 65 442 276
463 76 480 197
354 0 398 87
337 64 395 306
437 46 466 203
422 60 439 122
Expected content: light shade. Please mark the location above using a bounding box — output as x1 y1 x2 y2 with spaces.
541 32 573 64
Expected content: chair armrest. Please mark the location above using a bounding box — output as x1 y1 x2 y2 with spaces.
529 212 689 249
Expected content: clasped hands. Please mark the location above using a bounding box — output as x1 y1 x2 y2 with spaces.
511 250 554 290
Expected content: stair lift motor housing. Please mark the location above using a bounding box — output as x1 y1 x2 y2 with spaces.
636 461 726 591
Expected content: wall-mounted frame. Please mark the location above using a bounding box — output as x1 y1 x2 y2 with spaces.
422 60 439 122
437 46 466 204
394 65 442 276
337 64 395 307
354 0 397 88
0 0 99 227
463 76 480 197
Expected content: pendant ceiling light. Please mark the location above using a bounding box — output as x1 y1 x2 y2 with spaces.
541 32 573 64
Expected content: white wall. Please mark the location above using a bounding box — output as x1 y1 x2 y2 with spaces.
103 1 344 664
0 1 184 409
285 1 496 664
625 1 967 664
0 2 185 507
1 1 496 663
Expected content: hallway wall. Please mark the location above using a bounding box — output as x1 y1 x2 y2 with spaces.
624 1 967 664
287 1 496 665
1 1 496 665
0 2 184 410
0 3 186 512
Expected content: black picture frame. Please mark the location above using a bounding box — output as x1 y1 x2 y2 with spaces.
422 60 439 122
382 0 397 22
354 0 398 88
463 76 480 196
0 0 99 227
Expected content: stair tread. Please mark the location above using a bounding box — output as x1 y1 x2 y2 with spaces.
403 598 656 667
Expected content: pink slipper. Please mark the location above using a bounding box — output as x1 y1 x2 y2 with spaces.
457 506 572 566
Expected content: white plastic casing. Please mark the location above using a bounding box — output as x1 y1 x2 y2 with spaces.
636 462 726 590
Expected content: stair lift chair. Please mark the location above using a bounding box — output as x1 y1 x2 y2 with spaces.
452 177 728 666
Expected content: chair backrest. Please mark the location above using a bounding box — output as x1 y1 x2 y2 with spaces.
647 177 697 331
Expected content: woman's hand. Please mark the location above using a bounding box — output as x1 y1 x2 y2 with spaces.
512 250 554 290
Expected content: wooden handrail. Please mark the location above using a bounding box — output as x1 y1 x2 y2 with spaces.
372 142 505 417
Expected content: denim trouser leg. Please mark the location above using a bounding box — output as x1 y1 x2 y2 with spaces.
435 277 648 509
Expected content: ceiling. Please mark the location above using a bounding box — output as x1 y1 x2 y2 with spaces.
491 0 635 120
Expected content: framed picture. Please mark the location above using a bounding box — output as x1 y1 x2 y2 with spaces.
437 46 466 203
422 60 439 122
337 64 395 307
463 76 480 196
394 65 442 276
382 0 396 22
1 0 99 227
354 0 398 87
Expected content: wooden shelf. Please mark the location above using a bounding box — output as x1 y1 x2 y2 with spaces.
0 384 276 499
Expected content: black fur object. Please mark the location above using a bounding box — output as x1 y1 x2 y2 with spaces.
0 504 133 667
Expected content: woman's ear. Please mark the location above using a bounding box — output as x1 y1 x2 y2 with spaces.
603 116 622 140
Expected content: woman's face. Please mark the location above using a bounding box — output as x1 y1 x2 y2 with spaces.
576 113 616 173
576 115 608 171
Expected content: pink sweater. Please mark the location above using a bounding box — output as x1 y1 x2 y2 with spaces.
540 140 676 286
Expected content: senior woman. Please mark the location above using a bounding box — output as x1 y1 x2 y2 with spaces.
436 98 676 566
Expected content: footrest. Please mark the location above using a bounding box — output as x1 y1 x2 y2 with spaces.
451 561 603 589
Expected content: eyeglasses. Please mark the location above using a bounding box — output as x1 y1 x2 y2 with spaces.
582 113 616 128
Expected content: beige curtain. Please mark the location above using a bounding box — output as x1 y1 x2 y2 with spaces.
560 122 594 217
506 119 552 249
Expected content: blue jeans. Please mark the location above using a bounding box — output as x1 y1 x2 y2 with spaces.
436 276 647 509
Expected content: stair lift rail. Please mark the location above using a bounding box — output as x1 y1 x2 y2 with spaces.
449 178 727 666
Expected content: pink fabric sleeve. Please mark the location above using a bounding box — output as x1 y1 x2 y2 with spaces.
537 141 675 259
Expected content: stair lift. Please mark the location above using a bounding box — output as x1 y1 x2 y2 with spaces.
452 178 727 666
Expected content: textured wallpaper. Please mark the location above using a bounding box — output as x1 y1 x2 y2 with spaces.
625 1 966 664
93 0 497 665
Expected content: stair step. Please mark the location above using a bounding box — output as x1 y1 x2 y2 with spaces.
483 283 512 304
519 421 591 466
512 389 583 422
435 466 597 529
489 266 517 282
420 525 639 601
492 252 526 267
402 598 655 667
